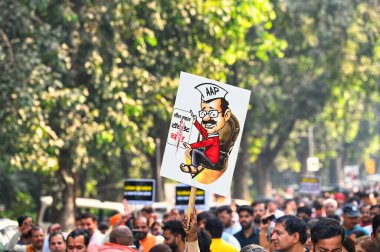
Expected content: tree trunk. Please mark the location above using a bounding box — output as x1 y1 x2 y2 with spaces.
232 131 249 199
53 147 76 231
154 138 164 202
253 153 273 197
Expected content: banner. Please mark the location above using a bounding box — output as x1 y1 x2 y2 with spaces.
123 179 155 204
299 176 320 195
175 184 209 210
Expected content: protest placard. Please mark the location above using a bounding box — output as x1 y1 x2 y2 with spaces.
160 72 251 196
123 179 155 204
175 184 209 210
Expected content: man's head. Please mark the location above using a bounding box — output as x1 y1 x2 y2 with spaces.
205 217 224 239
195 83 231 134
48 223 62 234
372 214 380 248
17 216 33 235
370 204 380 218
360 205 372 225
197 211 214 230
252 201 266 222
49 232 66 252
342 204 360 230
270 215 307 251
109 226 134 246
216 205 233 228
31 226 44 250
162 220 186 252
296 206 312 221
66 229 90 252
310 218 344 252
133 216 149 240
80 212 98 237
237 205 254 230
324 199 338 216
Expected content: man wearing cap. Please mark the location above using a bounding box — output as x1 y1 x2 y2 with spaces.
180 83 231 174
342 203 369 236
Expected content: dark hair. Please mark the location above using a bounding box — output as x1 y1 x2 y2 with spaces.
311 218 344 245
141 206 153 214
237 205 254 216
66 229 90 247
17 216 31 227
216 205 232 215
80 212 97 222
99 222 109 231
350 229 367 239
343 237 355 252
313 200 323 210
372 214 380 235
31 226 43 234
251 201 265 209
370 204 380 211
204 97 230 116
347 197 360 205
205 217 223 238
162 220 186 242
49 231 65 244
197 211 214 223
275 215 307 244
326 214 341 222
197 229 211 252
297 206 312 217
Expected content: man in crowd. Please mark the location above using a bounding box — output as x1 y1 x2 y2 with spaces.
17 216 33 245
43 223 61 252
370 204 380 219
234 205 260 248
372 214 380 250
324 198 338 217
80 212 105 245
252 201 267 227
197 211 241 249
342 203 369 236
205 217 239 252
216 205 241 235
66 229 89 252
310 218 344 252
359 204 372 233
134 216 163 252
270 215 307 252
96 226 136 251
162 220 186 252
27 226 45 252
48 232 66 252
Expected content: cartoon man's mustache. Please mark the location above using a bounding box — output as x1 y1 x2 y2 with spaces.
202 119 217 125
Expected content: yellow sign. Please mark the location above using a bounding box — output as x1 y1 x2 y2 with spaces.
365 160 375 175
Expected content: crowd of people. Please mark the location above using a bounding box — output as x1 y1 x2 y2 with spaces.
3 189 380 252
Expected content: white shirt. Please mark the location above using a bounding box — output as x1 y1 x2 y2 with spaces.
90 229 105 245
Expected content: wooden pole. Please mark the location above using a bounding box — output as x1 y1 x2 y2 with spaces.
186 186 197 227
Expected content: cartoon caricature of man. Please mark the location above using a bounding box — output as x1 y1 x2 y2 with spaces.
180 83 231 175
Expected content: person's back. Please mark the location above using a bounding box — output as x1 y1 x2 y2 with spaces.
97 226 136 252
205 217 239 252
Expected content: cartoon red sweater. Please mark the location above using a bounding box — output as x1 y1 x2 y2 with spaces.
190 121 220 164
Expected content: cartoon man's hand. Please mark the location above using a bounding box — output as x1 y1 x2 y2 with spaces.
190 110 196 123
183 142 191 149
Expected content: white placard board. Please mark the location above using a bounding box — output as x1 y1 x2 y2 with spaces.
160 72 251 196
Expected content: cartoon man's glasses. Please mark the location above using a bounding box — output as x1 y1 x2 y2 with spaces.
199 110 221 118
